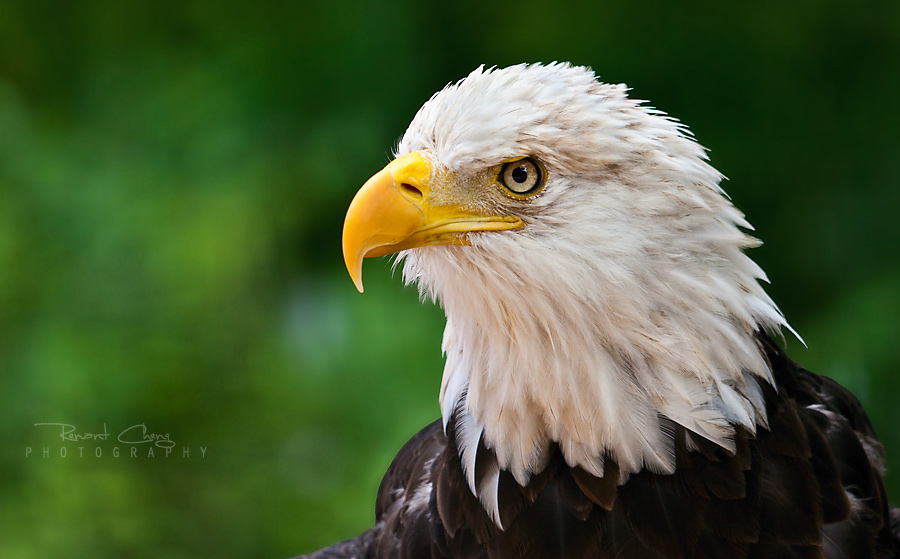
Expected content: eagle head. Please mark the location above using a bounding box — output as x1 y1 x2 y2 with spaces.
341 63 795 524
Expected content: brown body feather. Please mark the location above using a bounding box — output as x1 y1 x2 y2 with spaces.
296 335 898 559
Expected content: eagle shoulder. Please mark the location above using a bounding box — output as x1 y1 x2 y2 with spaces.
296 337 899 559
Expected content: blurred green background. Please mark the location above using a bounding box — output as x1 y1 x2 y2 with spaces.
1 0 898 557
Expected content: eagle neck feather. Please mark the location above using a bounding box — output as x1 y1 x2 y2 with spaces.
399 177 794 522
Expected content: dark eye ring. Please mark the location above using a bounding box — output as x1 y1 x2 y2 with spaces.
499 157 545 197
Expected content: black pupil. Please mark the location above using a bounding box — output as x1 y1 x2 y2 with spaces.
512 165 529 183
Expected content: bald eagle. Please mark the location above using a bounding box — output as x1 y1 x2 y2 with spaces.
299 64 899 559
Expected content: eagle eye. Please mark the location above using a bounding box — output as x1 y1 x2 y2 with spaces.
499 157 545 197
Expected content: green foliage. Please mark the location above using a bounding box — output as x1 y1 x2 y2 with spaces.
1 1 898 556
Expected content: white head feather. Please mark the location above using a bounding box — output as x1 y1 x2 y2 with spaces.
394 63 796 522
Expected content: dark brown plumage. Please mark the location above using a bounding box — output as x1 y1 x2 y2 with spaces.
295 335 898 559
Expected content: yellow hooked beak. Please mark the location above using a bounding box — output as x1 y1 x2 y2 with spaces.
342 152 524 292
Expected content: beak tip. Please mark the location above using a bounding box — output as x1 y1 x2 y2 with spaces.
346 256 365 293
343 234 365 293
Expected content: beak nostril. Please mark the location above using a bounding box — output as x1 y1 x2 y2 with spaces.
400 183 424 202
